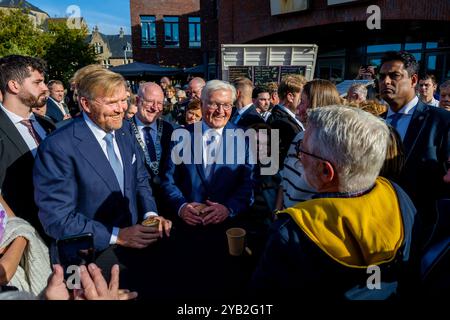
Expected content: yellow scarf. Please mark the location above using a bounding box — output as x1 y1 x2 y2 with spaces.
281 177 404 268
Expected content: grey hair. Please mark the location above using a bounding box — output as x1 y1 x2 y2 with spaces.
200 80 237 104
307 105 389 192
348 83 368 97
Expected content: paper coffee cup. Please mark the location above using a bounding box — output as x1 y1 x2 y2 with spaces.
226 228 246 256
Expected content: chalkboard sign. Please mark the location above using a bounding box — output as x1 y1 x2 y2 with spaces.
253 66 280 86
228 66 253 82
280 65 306 78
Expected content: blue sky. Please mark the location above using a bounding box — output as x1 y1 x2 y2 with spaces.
28 0 131 35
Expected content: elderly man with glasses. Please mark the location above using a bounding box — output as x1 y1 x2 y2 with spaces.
252 105 417 300
161 79 255 298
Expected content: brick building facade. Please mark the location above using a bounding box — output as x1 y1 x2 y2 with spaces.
131 0 450 82
130 0 218 79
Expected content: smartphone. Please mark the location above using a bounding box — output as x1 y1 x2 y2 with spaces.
57 233 95 279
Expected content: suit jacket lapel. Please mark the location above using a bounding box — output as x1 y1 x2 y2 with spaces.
0 108 30 155
403 102 428 162
73 118 122 194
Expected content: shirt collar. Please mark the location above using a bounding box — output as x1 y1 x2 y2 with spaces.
238 103 253 115
135 115 157 131
387 96 419 117
202 120 224 136
0 103 33 124
83 112 114 141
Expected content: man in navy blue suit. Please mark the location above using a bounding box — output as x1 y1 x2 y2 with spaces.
161 80 255 297
379 51 450 248
34 68 171 271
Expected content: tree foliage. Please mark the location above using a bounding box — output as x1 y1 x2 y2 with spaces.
0 8 98 85
44 21 97 85
0 9 49 57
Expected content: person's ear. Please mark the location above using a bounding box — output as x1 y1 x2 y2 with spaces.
320 161 335 183
7 80 20 94
79 97 91 113
411 73 419 88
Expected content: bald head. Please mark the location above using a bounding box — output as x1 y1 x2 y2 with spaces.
136 82 164 125
188 77 206 100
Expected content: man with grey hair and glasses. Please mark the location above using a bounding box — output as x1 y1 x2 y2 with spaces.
161 79 255 298
252 105 417 300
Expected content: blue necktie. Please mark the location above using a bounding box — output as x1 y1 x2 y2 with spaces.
104 133 124 193
204 134 217 178
143 127 157 161
231 112 241 125
388 112 403 129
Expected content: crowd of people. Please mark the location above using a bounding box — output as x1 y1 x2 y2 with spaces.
0 50 449 300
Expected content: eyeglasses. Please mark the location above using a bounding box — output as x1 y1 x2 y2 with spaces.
206 102 233 111
140 98 163 108
295 139 334 169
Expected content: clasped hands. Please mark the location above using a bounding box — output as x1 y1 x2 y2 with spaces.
180 200 229 226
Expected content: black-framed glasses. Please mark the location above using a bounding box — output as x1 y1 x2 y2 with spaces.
295 139 334 168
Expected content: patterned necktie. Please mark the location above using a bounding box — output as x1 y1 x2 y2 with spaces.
20 119 42 146
143 126 157 161
104 133 124 193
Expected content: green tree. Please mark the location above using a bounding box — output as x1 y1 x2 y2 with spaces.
0 8 49 57
0 7 98 86
43 21 97 85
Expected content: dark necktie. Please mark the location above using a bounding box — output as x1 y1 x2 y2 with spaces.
104 133 124 193
204 134 217 178
20 119 42 146
388 113 403 129
143 126 157 161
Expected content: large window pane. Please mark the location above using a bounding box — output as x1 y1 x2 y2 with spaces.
188 17 201 48
141 16 156 47
164 16 179 47
367 44 401 53
405 43 422 51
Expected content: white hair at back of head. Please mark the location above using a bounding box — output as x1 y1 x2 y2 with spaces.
200 80 237 103
307 105 389 192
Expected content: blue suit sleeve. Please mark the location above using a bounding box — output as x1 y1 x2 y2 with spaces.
33 139 112 250
160 141 187 215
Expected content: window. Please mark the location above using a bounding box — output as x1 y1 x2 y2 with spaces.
141 16 156 47
405 43 422 51
94 42 103 54
188 17 201 48
367 44 401 53
164 16 179 47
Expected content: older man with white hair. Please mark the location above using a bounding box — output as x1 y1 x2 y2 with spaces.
252 105 417 300
161 79 255 298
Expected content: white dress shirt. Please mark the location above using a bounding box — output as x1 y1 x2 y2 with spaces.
0 103 47 157
386 96 419 141
237 103 253 115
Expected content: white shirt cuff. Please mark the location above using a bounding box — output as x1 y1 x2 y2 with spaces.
143 211 158 219
178 203 188 216
110 227 120 244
